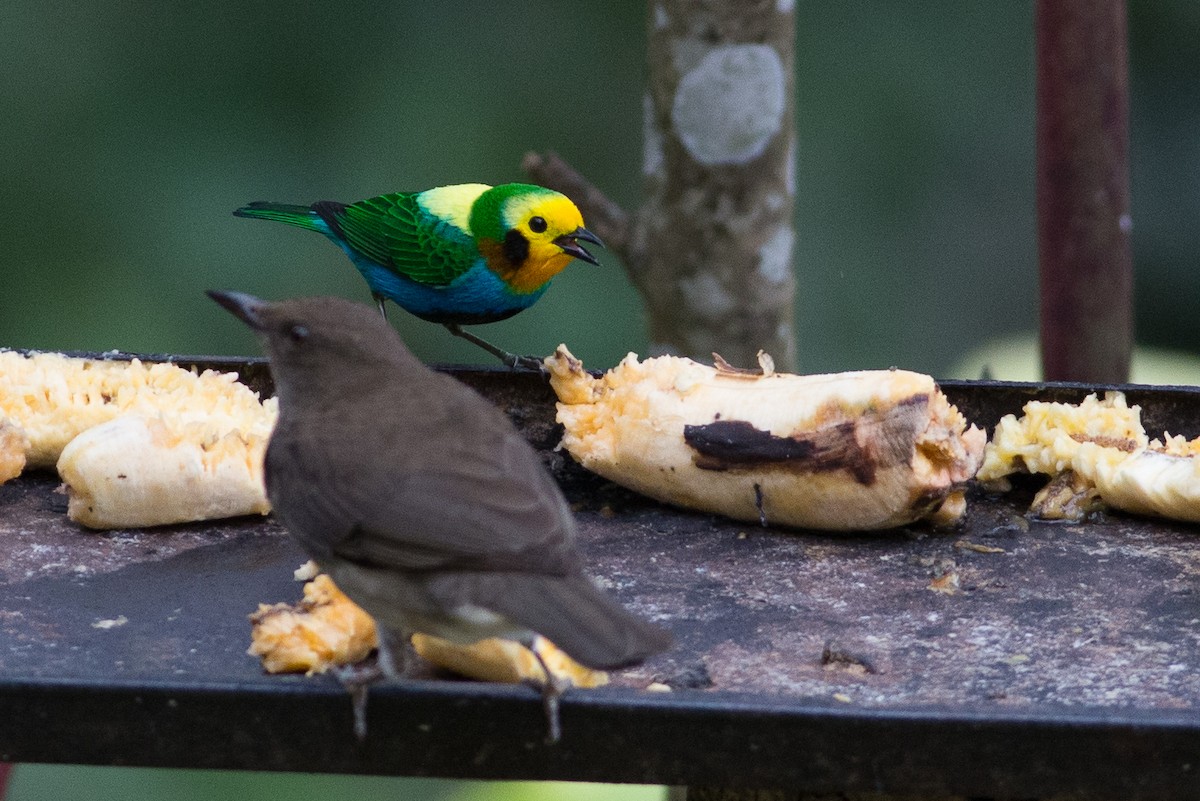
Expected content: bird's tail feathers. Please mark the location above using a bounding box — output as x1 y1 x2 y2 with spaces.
469 573 673 671
233 201 327 232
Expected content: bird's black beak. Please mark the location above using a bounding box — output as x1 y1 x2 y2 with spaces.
207 289 267 331
553 226 604 266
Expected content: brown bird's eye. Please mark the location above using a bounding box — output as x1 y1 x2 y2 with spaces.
529 216 547 234
288 324 309 342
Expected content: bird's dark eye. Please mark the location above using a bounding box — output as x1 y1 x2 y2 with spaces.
529 216 548 234
288 324 309 343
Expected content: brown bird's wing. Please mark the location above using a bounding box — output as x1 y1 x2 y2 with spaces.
270 382 582 576
264 427 357 560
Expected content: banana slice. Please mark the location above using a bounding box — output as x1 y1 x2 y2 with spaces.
981 391 1200 522
249 573 379 675
545 345 985 531
411 633 608 688
0 351 274 469
0 350 276 527
0 420 28 484
250 572 606 687
57 414 271 529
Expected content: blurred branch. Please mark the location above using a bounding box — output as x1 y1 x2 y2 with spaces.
523 151 631 256
526 0 797 370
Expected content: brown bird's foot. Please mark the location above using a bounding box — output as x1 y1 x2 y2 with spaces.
443 324 545 372
524 642 569 745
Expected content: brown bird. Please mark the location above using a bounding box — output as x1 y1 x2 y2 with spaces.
208 290 671 742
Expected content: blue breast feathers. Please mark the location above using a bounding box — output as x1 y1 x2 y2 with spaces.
343 252 548 325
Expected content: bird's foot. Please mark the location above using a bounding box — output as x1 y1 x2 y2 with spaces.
502 353 548 372
444 324 545 372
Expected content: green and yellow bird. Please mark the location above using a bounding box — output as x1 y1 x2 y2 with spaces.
234 183 602 367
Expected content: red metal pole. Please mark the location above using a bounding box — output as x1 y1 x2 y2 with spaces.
1036 0 1132 382
0 763 12 799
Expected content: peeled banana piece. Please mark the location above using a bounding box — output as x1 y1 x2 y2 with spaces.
249 573 380 675
979 391 1200 523
250 571 607 688
411 633 608 689
57 414 272 529
0 420 28 484
0 351 273 469
545 346 986 531
0 350 276 528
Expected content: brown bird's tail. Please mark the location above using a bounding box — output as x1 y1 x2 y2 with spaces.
466 573 672 671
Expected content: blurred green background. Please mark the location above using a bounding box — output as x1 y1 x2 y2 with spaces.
2 2 1197 377
6 767 664 801
2 1 1198 798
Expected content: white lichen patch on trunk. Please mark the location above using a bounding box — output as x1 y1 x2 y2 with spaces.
642 92 664 176
654 3 669 29
679 272 737 321
671 44 786 166
758 226 795 285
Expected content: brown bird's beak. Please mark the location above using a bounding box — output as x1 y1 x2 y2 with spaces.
553 226 604 266
207 289 267 330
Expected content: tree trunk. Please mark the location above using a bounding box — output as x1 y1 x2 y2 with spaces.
526 0 797 370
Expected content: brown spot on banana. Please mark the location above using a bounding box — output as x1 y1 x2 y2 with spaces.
683 395 930 486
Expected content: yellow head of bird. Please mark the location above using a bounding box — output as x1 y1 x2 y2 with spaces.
478 187 603 293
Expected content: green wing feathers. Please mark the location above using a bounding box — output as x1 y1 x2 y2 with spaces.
339 193 478 286
234 193 479 287
232 202 326 232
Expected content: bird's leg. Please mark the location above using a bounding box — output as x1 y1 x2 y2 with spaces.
373 294 389 321
332 629 406 741
443 324 544 371
522 638 568 745
332 657 381 742
375 630 407 679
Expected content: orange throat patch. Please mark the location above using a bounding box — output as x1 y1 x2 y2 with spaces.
478 239 572 294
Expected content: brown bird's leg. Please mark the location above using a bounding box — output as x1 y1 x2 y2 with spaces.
334 659 380 742
333 629 406 741
523 638 568 744
443 323 544 371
